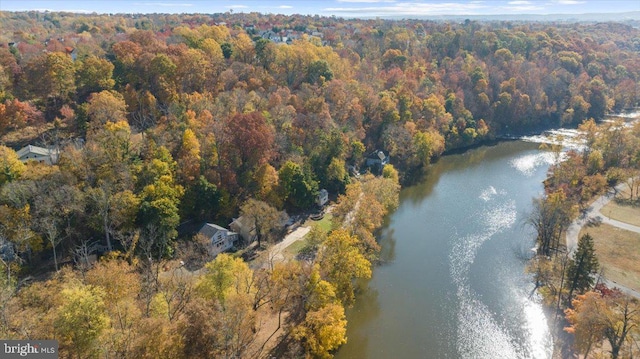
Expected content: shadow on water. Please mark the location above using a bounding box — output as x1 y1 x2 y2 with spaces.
340 286 381 357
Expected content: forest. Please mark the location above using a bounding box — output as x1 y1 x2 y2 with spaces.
1 9 640 358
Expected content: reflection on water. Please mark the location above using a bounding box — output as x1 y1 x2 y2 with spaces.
336 141 553 359
509 152 557 177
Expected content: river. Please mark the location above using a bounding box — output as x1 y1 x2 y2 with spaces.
336 140 555 359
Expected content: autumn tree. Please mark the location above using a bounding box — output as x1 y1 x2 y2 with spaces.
529 190 574 256
86 90 127 129
223 112 275 188
239 198 285 248
177 128 201 183
293 303 347 359
54 283 110 358
137 145 184 255
22 52 76 107
0 146 25 186
565 290 640 359
564 291 606 357
317 229 371 306
86 258 142 358
75 55 115 100
196 253 253 306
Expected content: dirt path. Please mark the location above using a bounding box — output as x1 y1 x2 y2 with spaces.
566 182 640 298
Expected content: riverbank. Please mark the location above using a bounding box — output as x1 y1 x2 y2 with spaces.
565 180 640 299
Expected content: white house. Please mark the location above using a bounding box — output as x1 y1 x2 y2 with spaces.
198 223 238 258
16 145 59 165
317 189 329 207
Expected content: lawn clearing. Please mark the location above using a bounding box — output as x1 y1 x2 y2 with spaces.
580 223 640 292
304 213 334 233
601 196 640 227
282 237 309 260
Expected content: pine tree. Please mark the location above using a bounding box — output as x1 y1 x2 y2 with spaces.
566 233 599 301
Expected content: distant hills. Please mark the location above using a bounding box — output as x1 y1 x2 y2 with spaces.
367 11 640 23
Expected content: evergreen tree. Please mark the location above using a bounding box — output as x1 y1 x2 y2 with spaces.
566 233 599 300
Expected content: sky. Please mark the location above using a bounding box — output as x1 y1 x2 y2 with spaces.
1 0 639 17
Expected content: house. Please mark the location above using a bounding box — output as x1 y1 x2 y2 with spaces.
317 189 329 207
365 150 389 174
198 223 238 258
229 216 257 244
64 46 77 61
16 145 59 165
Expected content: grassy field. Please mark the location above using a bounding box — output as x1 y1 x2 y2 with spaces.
302 212 334 233
282 238 310 260
601 190 640 227
580 223 640 292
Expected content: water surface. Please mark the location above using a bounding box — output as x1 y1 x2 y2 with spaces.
336 141 554 359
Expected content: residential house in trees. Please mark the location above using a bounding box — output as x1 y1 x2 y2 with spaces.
365 150 389 175
16 145 59 165
229 216 257 245
317 189 329 207
64 46 77 61
198 223 239 258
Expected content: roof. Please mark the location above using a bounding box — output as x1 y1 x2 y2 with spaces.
367 150 387 160
198 223 229 238
16 145 53 158
231 216 254 229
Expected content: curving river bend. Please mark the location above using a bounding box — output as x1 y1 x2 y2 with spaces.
336 140 555 359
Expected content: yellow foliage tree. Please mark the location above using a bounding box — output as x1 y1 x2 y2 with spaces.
0 145 25 185
318 229 371 306
294 303 347 359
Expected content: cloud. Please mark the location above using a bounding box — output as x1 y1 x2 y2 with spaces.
225 4 248 9
325 2 488 16
507 0 531 4
556 0 585 4
135 2 193 6
278 5 293 9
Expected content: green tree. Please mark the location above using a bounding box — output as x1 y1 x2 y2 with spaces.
138 146 184 253
255 38 276 70
325 157 349 194
566 234 599 300
220 42 233 59
181 176 220 221
307 60 333 85
278 161 318 210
